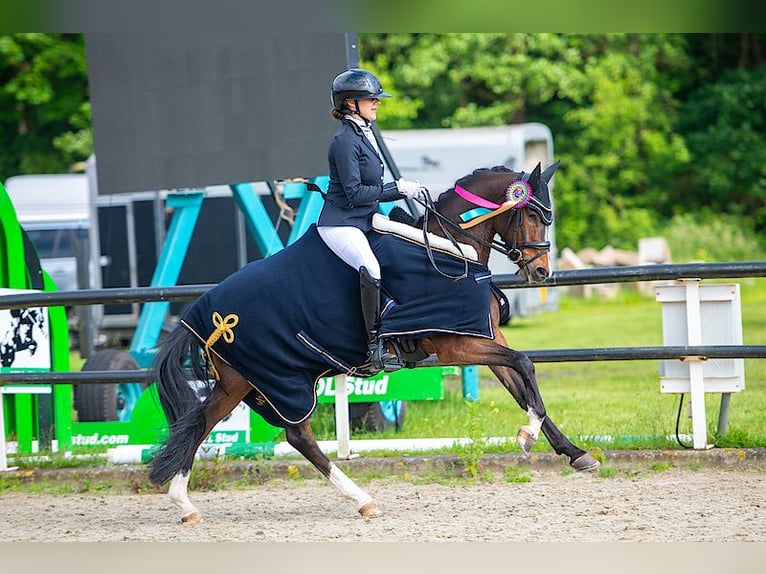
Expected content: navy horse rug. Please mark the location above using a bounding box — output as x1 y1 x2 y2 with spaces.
181 214 496 426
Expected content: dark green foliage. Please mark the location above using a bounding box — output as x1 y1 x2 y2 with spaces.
360 33 765 252
0 33 90 177
677 65 766 230
1 33 764 254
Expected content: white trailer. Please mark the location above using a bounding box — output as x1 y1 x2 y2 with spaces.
3 173 90 294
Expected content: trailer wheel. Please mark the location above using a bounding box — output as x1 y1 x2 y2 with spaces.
349 400 406 432
74 349 142 422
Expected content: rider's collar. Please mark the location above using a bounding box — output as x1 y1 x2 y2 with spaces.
343 115 373 132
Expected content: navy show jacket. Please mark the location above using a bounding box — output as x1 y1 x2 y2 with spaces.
317 118 401 231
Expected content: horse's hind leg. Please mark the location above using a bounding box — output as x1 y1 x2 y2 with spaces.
284 422 380 517
167 360 253 524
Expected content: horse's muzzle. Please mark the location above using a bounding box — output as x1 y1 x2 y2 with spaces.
517 265 550 284
532 265 550 282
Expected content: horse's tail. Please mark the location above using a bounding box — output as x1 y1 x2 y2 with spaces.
147 325 212 486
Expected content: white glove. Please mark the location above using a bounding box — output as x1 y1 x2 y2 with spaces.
397 178 425 200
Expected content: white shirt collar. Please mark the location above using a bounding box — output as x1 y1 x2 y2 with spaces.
344 114 372 131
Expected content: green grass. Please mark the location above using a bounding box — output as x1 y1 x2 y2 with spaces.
311 276 766 451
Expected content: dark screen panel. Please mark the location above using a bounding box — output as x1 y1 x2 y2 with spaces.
178 196 240 286
98 205 132 315
133 199 158 287
86 33 350 195
169 196 240 317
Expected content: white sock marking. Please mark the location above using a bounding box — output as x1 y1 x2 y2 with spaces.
168 472 199 518
527 407 544 439
329 463 373 510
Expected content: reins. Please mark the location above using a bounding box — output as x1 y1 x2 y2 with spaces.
419 190 470 280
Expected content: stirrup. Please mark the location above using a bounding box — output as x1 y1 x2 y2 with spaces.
368 339 404 373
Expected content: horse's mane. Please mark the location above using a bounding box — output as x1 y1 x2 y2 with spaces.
389 165 517 228
435 165 515 204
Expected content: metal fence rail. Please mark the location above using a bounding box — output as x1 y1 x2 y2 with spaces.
494 260 766 289
2 346 765 386
2 261 766 310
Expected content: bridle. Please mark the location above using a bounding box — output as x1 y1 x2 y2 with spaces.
497 205 551 271
416 173 551 279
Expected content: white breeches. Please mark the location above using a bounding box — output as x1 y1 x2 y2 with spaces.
317 225 381 280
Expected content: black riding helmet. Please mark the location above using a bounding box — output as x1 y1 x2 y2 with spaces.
331 68 391 112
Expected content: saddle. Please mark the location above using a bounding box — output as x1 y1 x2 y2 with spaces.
370 212 509 368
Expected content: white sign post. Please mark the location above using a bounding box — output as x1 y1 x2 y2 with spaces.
333 374 352 459
0 388 8 471
656 280 745 449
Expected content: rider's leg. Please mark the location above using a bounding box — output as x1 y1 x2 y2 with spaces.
359 266 402 372
316 226 381 279
317 226 401 372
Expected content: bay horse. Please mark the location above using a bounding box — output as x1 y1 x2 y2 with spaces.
148 161 599 523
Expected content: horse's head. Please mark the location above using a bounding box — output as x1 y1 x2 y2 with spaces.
434 162 558 282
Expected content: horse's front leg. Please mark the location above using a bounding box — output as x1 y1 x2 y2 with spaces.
284 422 380 517
426 333 599 471
485 326 600 470
490 360 599 470
486 365 544 453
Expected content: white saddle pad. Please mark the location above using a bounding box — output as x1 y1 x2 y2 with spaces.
372 213 479 262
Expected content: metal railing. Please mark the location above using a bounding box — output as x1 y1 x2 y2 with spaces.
1 260 765 387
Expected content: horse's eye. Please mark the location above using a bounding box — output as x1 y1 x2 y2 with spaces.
526 210 539 223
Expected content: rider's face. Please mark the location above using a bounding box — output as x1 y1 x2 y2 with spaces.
351 97 380 122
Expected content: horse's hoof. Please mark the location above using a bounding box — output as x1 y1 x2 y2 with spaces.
516 426 536 455
571 453 600 472
181 511 202 524
359 502 381 518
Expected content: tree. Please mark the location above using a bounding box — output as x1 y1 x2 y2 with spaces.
361 33 692 251
553 35 691 250
0 33 91 178
677 65 766 230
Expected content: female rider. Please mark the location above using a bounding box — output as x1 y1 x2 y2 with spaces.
317 68 423 371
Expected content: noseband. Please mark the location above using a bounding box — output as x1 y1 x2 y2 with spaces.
498 207 551 273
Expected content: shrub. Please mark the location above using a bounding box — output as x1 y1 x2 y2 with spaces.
661 213 766 263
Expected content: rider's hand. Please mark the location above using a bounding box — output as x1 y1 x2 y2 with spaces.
397 178 425 200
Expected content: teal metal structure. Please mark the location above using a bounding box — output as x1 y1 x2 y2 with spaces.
123 177 329 417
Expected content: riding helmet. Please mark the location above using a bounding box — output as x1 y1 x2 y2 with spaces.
331 68 391 111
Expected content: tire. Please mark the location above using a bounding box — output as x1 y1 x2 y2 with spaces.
74 349 141 422
349 400 406 432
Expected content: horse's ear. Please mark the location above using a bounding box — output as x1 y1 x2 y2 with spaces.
528 162 542 188
542 161 560 184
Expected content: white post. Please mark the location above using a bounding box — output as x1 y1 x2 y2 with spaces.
683 279 709 449
0 387 8 471
333 374 351 459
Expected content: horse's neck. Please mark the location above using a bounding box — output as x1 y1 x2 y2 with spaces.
430 196 493 265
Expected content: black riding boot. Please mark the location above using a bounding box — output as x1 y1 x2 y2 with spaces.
359 267 402 372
